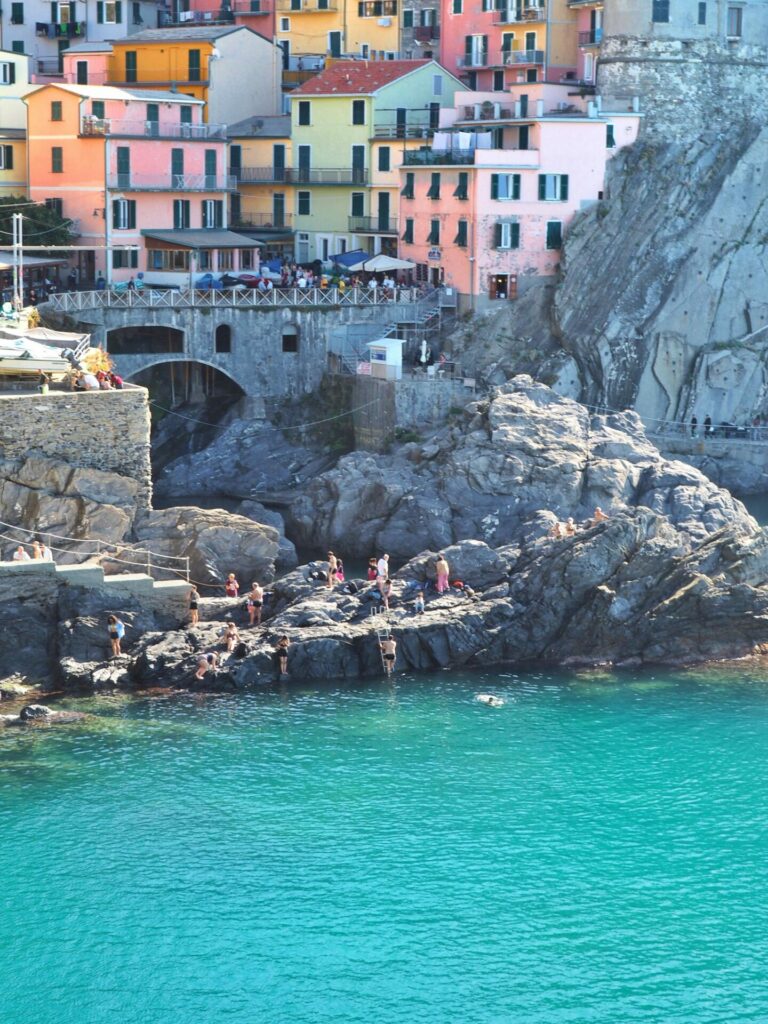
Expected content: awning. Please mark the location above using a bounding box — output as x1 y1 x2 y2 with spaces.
0 251 68 270
346 253 416 273
140 229 262 249
330 248 370 269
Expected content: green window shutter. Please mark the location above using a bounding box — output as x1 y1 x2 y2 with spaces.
546 221 562 248
402 8 412 26
180 105 193 124
490 173 498 200
92 100 105 118
511 222 520 248
560 175 568 201
51 146 62 172
606 124 615 148
401 172 414 198
172 148 184 178
96 0 104 21
512 174 520 200
494 223 502 248
112 199 120 227
128 200 136 229
427 172 440 199
8 62 15 84
378 147 390 172
3 145 13 169
115 0 122 20
538 174 546 200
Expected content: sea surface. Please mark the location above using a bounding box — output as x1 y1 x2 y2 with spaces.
2 668 768 1024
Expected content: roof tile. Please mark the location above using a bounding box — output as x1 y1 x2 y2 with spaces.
293 59 430 96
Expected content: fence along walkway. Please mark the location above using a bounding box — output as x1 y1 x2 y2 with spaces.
44 286 437 314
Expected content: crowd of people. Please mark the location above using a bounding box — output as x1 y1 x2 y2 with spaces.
72 369 124 392
548 507 608 539
11 540 53 562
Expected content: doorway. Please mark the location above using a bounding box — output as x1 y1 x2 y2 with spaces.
489 274 508 299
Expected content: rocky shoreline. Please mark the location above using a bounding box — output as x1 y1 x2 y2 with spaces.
3 377 768 710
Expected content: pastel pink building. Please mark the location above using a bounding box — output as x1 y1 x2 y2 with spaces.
398 83 639 304
438 0 578 92
158 0 275 42
25 82 259 286
568 0 603 84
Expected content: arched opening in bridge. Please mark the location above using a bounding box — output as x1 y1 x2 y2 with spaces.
107 325 184 355
215 324 232 353
128 360 246 481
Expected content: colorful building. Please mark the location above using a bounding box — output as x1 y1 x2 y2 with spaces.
107 26 282 123
0 49 30 198
228 113 294 260
568 0 601 83
24 82 258 286
158 0 276 42
290 58 465 263
400 1 440 59
439 0 578 92
274 1 401 66
398 83 639 303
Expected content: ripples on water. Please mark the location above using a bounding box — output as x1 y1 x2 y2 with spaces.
2 669 768 1024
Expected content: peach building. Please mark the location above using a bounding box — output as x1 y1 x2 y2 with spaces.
398 83 639 304
24 82 258 286
568 0 602 84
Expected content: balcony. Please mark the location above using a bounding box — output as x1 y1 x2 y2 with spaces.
64 70 109 84
413 25 439 41
458 53 489 68
461 102 514 121
493 2 545 21
275 0 338 10
82 117 227 139
107 173 237 191
158 1 272 25
234 166 368 184
503 48 545 63
36 20 86 37
348 215 397 234
233 212 293 229
403 149 475 166
234 166 291 183
34 58 64 77
578 27 603 44
372 117 434 138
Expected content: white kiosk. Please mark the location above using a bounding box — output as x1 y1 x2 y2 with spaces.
365 337 406 381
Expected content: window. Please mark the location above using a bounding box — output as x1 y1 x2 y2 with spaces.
297 190 311 215
280 16 290 29
112 248 138 269
538 174 568 201
51 101 63 121
96 1 122 22
204 149 217 188
402 217 414 243
10 3 24 24
0 145 14 170
45 197 63 216
378 146 391 172
132 1 142 23
482 0 492 10
297 100 311 126
420 7 434 24
112 199 136 229
282 328 299 353
218 249 233 271
452 0 462 11
697 0 706 22
360 44 370 58
290 0 300 8
0 62 16 84
180 105 193 126
427 219 440 245
149 249 189 271
433 74 443 96
171 148 184 185
240 248 254 270
125 50 137 82
198 249 212 269
454 172 468 199
352 99 366 125
455 219 468 247
494 221 520 249
11 42 25 54
173 199 190 229
215 324 231 353
493 70 504 91
351 192 365 217
606 123 616 148
188 49 201 82
727 5 742 35
202 200 223 229
546 220 562 249
51 147 63 173
402 8 413 26
401 172 415 198
358 0 398 14
651 0 669 22
426 172 441 199
491 173 520 200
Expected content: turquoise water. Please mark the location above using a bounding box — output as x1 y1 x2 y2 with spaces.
3 669 768 1024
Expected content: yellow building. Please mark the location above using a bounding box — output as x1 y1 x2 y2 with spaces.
277 0 400 63
0 50 29 199
108 26 282 123
228 115 294 260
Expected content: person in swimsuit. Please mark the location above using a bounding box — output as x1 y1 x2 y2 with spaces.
327 551 337 589
246 581 264 626
381 577 393 611
188 587 200 626
275 635 290 676
195 651 219 680
380 635 397 676
434 554 449 594
367 558 378 581
107 614 125 657
224 573 240 599
224 621 240 652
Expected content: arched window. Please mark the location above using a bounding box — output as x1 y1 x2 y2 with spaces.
215 324 231 353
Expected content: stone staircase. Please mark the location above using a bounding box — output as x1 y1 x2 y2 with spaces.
1 558 191 601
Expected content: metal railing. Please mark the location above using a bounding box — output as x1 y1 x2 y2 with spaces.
348 215 397 233
413 25 439 40
372 120 434 138
63 69 109 84
233 212 293 228
82 117 227 139
233 166 368 184
44 286 432 313
493 2 546 21
578 27 603 44
106 173 236 191
403 149 476 166
504 48 545 63
275 0 337 9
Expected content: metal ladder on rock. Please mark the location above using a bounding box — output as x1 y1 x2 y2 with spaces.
370 606 392 673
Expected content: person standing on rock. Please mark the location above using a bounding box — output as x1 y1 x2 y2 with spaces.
246 581 264 626
275 635 290 677
377 554 389 589
327 551 338 590
704 415 713 437
380 634 397 676
435 554 450 594
189 586 200 626
691 415 698 438
107 615 125 657
225 573 240 599
381 577 393 611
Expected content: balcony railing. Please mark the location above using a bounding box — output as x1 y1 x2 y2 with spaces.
458 53 489 68
107 173 237 191
64 70 109 84
504 48 545 63
81 117 227 139
372 119 434 138
233 212 293 228
578 27 603 44
413 25 439 40
275 0 338 10
234 166 368 184
403 149 476 166
459 47 544 67
348 215 397 234
493 2 545 22
36 20 86 37
34 58 64 76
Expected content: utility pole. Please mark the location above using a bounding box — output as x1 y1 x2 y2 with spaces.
12 212 23 311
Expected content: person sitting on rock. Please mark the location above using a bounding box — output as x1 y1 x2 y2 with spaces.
31 540 43 560
413 590 425 615
223 621 240 652
12 544 30 562
564 518 576 536
195 651 218 680
591 506 609 526
548 521 564 539
107 615 125 657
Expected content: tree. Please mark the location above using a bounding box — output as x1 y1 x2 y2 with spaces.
0 196 75 256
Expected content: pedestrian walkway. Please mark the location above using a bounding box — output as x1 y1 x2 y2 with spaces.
0 557 190 600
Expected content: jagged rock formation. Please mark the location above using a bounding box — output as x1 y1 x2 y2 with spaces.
286 378 751 560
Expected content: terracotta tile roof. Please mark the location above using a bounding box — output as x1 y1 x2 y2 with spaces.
293 59 430 96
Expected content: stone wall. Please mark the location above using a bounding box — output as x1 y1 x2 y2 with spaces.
0 386 152 509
